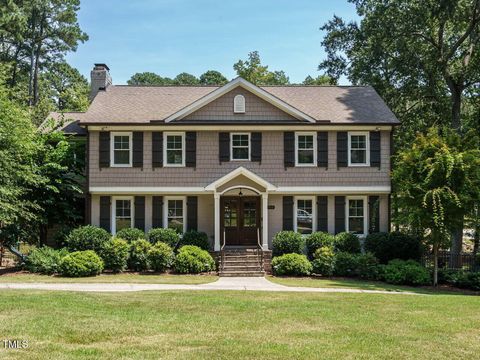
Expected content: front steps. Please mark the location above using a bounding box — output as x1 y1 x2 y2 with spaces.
218 248 271 277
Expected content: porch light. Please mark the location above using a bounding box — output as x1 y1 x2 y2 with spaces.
238 188 243 196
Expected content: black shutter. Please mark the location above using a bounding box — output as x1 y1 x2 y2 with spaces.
370 131 381 168
187 196 198 231
99 132 110 168
134 196 145 231
219 132 230 162
152 196 163 228
185 132 197 167
152 132 163 168
282 196 294 231
132 132 143 168
284 132 295 168
334 196 346 234
369 196 380 233
100 196 111 232
251 132 262 162
317 131 328 168
337 132 348 168
317 196 328 232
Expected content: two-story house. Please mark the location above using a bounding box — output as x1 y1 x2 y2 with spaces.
57 63 399 274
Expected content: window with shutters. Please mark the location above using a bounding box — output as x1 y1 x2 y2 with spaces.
233 94 245 113
348 132 370 166
295 132 317 166
164 197 186 233
294 197 316 234
110 132 132 167
164 132 185 167
112 196 133 234
230 133 250 161
346 196 368 236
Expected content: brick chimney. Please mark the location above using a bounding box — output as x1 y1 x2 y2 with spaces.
90 63 112 100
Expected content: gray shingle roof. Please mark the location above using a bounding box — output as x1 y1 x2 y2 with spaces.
43 112 87 135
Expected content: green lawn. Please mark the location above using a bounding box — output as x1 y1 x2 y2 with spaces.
0 290 479 359
0 273 218 284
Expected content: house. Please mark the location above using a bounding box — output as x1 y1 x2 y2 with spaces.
55 63 399 274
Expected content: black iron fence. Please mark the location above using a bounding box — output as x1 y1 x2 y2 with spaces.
422 251 479 271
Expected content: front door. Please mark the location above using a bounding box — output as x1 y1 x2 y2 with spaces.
221 196 260 247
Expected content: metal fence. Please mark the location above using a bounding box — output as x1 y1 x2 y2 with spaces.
422 251 478 271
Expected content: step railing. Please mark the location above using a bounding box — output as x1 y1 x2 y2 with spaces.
220 229 226 272
256 228 264 273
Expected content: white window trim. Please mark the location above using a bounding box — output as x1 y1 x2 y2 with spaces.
230 133 251 161
163 196 187 233
233 94 246 113
293 196 316 235
111 196 134 235
163 132 186 167
110 132 132 167
295 132 317 167
345 195 368 237
348 131 370 167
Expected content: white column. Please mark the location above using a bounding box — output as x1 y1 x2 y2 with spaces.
262 192 269 250
214 192 221 251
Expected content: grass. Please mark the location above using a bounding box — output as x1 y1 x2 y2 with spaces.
0 273 218 284
0 290 479 359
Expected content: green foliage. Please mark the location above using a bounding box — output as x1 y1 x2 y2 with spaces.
334 232 361 253
445 271 480 291
179 230 210 250
127 72 173 85
381 260 430 286
305 232 335 260
65 226 111 253
333 252 360 277
365 232 423 264
333 252 380 280
99 237 129 273
271 253 312 276
234 51 289 85
199 70 228 85
147 228 180 247
115 228 145 243
173 72 199 85
59 250 104 277
272 231 304 257
24 247 69 275
148 242 174 272
128 240 152 272
311 247 336 276
303 75 336 85
174 245 215 274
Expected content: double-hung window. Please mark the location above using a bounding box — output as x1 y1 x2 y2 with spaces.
112 197 133 234
231 133 250 161
294 197 315 235
295 132 316 166
111 132 132 167
348 132 369 166
164 197 186 234
164 133 185 167
346 196 367 236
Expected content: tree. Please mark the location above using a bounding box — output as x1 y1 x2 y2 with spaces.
127 72 173 86
233 51 290 85
173 72 199 85
303 74 337 85
199 70 228 85
392 127 480 285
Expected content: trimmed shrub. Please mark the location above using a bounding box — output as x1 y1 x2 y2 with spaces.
445 271 480 291
147 228 180 247
59 250 104 277
356 252 380 280
25 247 69 275
174 245 215 274
334 252 360 277
115 228 145 243
311 246 336 276
272 231 304 257
148 242 174 272
365 231 422 264
334 232 361 253
99 237 129 273
305 232 335 260
272 253 312 276
179 230 210 250
65 225 110 253
382 259 430 286
128 239 152 271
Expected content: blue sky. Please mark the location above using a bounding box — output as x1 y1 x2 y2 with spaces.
67 0 358 85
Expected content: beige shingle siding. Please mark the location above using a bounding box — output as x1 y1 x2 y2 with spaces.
89 130 391 187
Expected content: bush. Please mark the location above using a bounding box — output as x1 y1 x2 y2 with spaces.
25 247 69 275
272 231 304 257
334 252 360 277
115 228 145 243
59 250 104 277
179 230 210 250
65 225 110 253
356 252 380 280
271 253 312 276
334 232 361 253
311 246 336 276
147 228 180 247
128 239 152 271
445 271 480 291
305 232 335 260
365 232 422 264
148 242 174 272
99 237 129 273
174 245 215 274
382 259 430 286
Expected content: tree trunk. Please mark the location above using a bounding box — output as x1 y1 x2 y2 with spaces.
39 224 48 246
451 220 464 268
32 45 41 105
433 242 439 287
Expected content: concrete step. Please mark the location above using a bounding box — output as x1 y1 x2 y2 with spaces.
222 265 263 271
222 255 261 260
219 271 266 277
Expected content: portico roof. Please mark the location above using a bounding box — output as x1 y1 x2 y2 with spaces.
205 167 277 192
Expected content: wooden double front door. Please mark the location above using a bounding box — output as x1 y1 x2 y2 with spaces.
221 196 260 246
